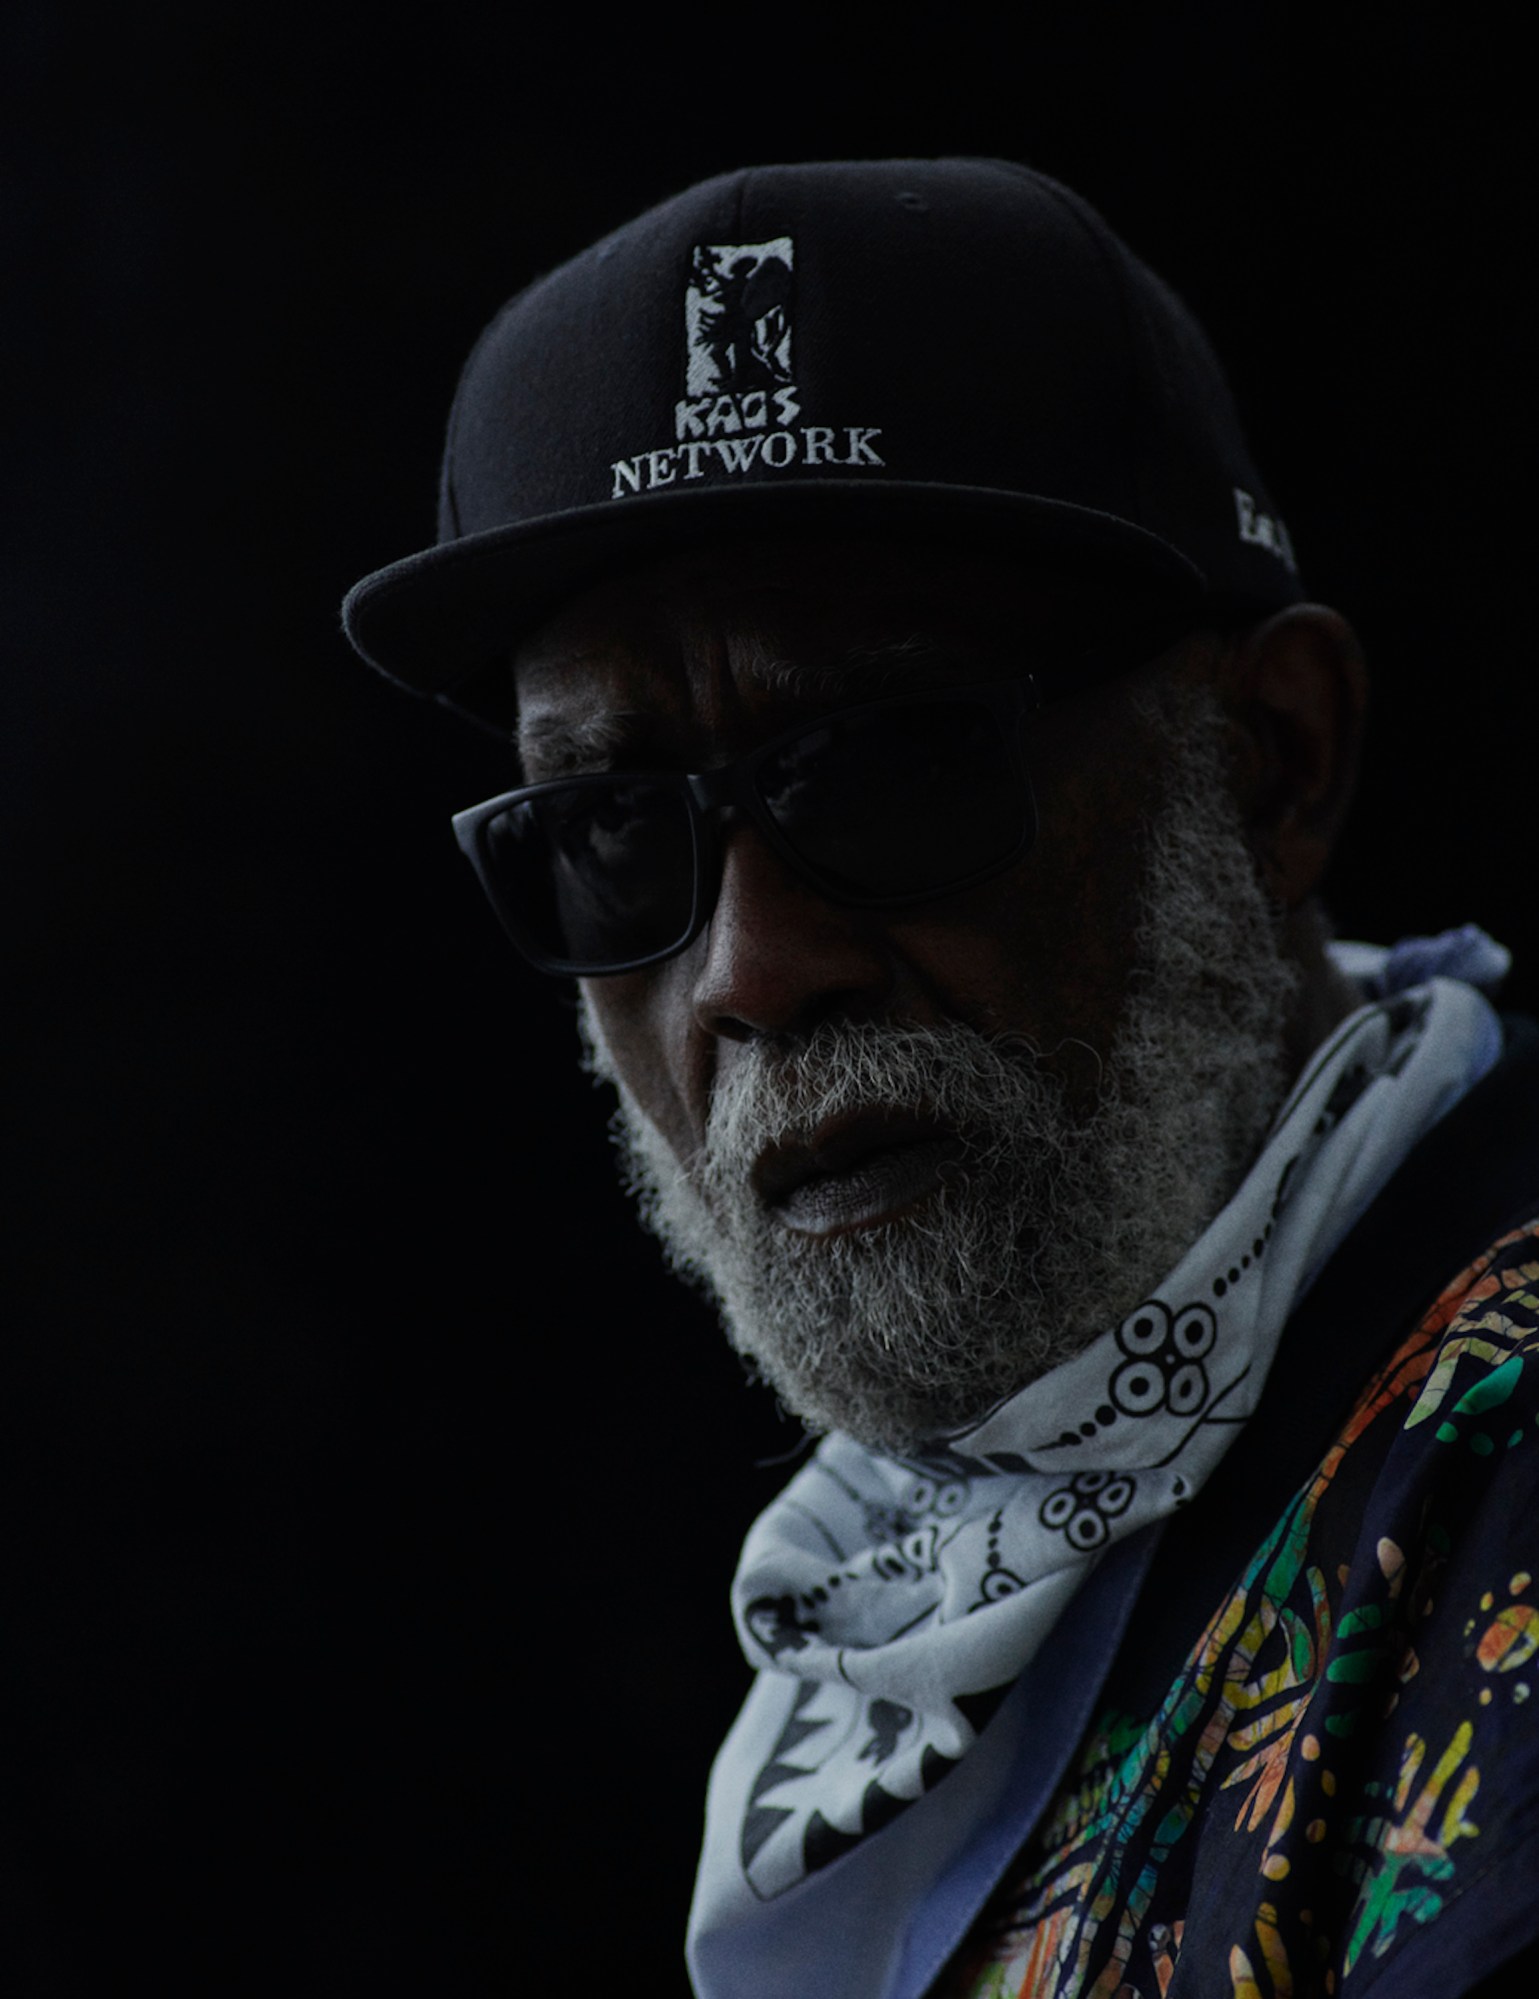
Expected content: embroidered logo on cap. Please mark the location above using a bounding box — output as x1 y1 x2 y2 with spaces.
608 237 886 499
1233 487 1298 574
682 238 795 410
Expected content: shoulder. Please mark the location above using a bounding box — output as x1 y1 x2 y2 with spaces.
1310 1213 1539 1640
931 1220 1539 1998
1398 1216 1539 1446
1339 1212 1539 1522
1296 1214 1539 1988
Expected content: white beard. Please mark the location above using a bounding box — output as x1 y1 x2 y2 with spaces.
579 681 1301 1455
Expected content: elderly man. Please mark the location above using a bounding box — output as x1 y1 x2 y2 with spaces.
344 161 1539 1997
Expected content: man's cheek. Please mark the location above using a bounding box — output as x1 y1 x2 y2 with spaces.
583 997 702 1172
575 985 621 1082
578 981 665 1097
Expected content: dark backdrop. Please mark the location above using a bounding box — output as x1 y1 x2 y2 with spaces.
6 5 1531 1992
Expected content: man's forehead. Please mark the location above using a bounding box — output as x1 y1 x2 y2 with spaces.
510 535 1110 719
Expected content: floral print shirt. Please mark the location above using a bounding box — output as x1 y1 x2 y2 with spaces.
937 1222 1539 1997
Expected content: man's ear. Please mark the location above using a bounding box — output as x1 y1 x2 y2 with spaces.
1214 605 1369 908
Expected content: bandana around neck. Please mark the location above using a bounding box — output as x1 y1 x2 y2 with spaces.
688 945 1504 1977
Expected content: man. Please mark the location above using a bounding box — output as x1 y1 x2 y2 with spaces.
343 160 1539 1995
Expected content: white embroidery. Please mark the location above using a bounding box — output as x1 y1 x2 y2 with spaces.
607 236 886 499
611 427 886 497
1234 486 1299 572
684 240 794 396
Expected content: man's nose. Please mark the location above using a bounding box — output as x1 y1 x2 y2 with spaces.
689 822 895 1042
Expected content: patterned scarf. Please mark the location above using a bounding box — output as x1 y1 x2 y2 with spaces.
689 933 1506 1984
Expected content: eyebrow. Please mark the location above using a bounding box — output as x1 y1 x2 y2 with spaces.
517 708 662 781
753 634 982 700
515 636 991 780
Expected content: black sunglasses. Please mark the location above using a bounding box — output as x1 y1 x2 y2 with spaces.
452 675 1041 976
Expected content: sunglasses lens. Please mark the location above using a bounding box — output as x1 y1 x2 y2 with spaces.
755 696 1029 899
483 778 696 969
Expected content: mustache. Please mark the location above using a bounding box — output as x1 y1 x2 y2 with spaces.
693 1018 1079 1191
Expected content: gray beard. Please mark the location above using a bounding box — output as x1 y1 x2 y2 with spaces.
579 681 1301 1455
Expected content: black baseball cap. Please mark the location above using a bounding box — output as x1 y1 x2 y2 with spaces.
342 157 1303 735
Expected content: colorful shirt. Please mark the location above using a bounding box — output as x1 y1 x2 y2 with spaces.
937 1221 1539 1996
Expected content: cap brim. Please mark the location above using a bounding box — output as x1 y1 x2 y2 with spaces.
342 480 1207 735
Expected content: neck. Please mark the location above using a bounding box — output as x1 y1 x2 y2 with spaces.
1283 899 1363 1076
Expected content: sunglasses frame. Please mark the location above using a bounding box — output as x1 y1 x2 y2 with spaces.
452 673 1042 977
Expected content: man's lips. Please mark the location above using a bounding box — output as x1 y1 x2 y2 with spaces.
752 1110 965 1236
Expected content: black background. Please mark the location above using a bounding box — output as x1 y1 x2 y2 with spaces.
6 5 1532 1991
